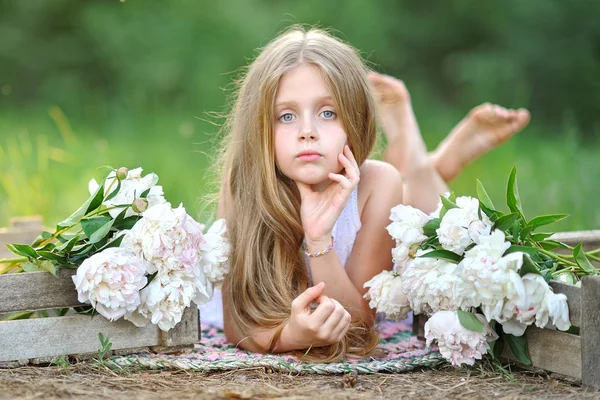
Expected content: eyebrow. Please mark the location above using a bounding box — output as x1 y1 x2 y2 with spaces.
274 95 335 108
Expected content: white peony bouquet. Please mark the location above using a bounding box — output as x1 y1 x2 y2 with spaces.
3 167 229 331
364 167 599 366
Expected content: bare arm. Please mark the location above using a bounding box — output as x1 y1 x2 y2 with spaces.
307 161 404 323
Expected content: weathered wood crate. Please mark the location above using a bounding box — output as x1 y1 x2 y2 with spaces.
0 217 200 366
413 230 600 389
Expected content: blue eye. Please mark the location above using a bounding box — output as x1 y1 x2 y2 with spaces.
321 110 336 119
279 113 295 122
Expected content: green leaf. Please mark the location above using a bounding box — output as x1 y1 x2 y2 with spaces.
98 234 125 252
54 308 70 317
574 244 598 275
506 166 524 216
440 195 458 211
457 310 484 332
417 249 462 264
37 251 66 262
139 188 151 199
32 231 53 247
505 333 532 366
6 244 38 259
527 214 569 230
505 245 538 257
105 178 122 201
91 220 114 244
530 232 554 241
112 215 141 230
476 179 495 210
55 235 81 253
20 261 40 272
422 218 441 237
555 271 577 285
38 260 57 276
57 184 104 228
492 325 505 360
519 254 542 277
479 203 503 223
494 212 520 231
81 216 111 237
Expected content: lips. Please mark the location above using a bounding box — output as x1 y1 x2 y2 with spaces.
296 150 322 161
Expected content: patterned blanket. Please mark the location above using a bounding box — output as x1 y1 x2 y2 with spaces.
109 320 444 374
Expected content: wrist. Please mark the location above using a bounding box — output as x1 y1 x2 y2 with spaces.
304 236 334 256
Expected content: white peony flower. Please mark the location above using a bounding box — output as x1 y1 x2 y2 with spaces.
88 167 166 218
387 204 430 268
547 291 570 331
499 273 570 336
121 203 216 324
459 230 526 320
72 247 148 321
363 270 411 321
436 196 492 256
125 272 197 331
122 203 205 275
400 250 470 314
199 219 231 284
425 310 497 366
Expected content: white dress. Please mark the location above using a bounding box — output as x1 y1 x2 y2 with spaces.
198 188 362 328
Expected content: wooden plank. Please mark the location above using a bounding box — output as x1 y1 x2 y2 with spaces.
8 216 43 231
549 281 581 327
581 275 600 389
550 230 600 249
0 314 160 362
0 269 82 313
504 327 582 380
0 216 43 259
160 305 200 347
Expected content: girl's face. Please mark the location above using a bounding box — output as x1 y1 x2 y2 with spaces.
273 63 348 191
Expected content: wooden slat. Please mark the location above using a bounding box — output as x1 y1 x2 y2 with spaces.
549 281 581 327
0 314 160 362
0 216 44 259
0 269 82 313
550 230 600 249
581 275 600 388
161 306 200 347
504 327 582 380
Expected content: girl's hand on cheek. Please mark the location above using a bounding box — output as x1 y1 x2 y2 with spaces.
296 145 360 250
282 282 351 349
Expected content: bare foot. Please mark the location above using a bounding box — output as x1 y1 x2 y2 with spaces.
431 103 530 182
368 72 428 175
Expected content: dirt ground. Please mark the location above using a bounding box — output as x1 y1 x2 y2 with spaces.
1 360 599 400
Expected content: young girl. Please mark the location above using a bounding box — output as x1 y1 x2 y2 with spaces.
201 26 529 361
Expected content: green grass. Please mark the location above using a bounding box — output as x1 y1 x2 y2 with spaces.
0 107 598 232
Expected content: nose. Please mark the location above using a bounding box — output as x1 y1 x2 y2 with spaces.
299 117 318 141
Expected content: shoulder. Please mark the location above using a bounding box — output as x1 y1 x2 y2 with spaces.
357 160 403 214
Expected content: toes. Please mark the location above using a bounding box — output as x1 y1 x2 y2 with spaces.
515 108 531 129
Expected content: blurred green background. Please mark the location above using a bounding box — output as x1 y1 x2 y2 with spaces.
0 0 598 231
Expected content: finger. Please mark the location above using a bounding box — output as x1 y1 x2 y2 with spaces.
332 311 351 341
328 173 353 190
310 296 336 325
291 282 325 313
320 300 347 333
341 146 360 183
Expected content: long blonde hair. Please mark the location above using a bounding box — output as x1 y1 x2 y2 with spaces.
219 26 378 362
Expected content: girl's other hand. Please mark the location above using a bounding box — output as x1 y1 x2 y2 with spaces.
296 145 360 249
280 282 351 349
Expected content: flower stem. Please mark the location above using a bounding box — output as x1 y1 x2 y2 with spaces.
0 257 27 264
536 247 578 267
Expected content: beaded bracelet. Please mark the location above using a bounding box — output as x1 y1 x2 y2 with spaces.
303 236 335 258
